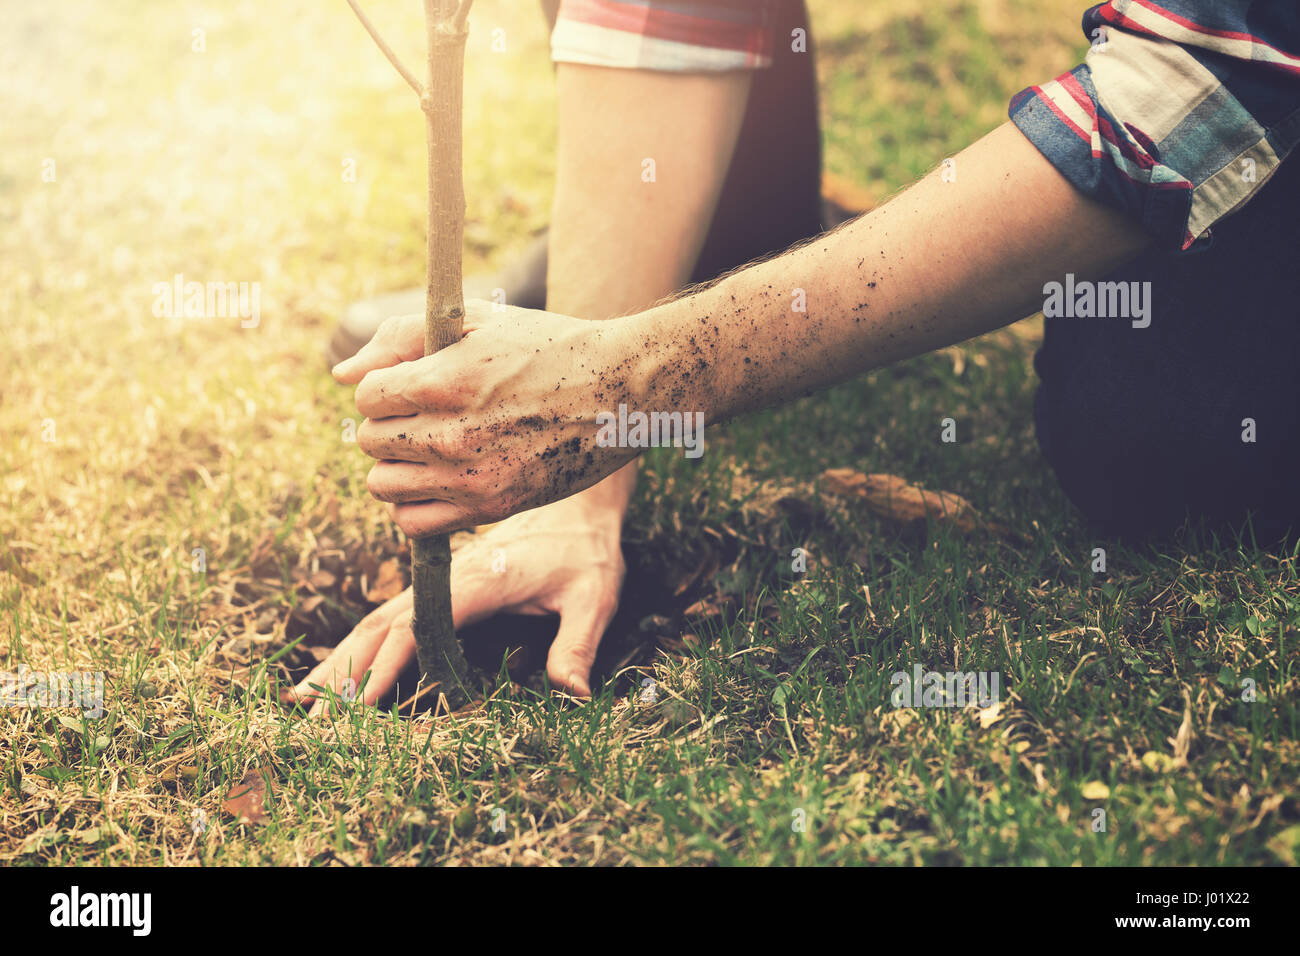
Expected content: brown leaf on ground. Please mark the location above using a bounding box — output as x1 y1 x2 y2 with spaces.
681 599 722 619
1172 694 1195 768
291 594 326 619
0 550 41 586
671 550 719 598
977 700 1005 729
222 771 270 825
247 531 279 580
366 558 406 603
308 569 337 591
821 469 1008 536
659 633 702 654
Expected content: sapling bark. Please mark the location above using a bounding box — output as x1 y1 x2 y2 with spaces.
345 0 476 710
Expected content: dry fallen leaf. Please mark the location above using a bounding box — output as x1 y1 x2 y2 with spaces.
366 557 406 603
821 469 1009 536
222 770 270 825
1081 781 1110 800
880 708 916 734
20 825 62 855
681 599 722 619
976 700 1005 728
292 594 326 619
1171 695 1195 767
1249 793 1283 829
309 569 337 591
1142 750 1175 773
76 822 123 845
672 551 720 598
1267 825 1300 865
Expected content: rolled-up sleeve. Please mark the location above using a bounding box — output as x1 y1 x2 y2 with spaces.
1010 0 1300 250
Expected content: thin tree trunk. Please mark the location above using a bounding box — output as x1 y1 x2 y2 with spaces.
347 0 476 711
413 0 474 711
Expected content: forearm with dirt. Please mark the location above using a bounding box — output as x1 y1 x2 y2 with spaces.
630 121 1150 428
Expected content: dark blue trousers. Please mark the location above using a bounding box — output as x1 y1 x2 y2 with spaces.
1034 157 1300 540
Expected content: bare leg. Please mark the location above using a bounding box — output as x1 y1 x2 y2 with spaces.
540 63 753 691
548 65 752 313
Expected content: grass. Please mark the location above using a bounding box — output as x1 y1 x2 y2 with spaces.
2 0 1298 866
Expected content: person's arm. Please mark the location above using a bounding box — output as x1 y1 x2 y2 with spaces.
640 120 1149 426
303 64 752 705
338 121 1148 535
540 59 754 588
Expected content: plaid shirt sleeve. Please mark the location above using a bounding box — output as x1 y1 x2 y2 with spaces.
1010 1 1300 250
552 0 778 71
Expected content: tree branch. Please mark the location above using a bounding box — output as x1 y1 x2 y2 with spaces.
451 0 476 33
345 0 425 98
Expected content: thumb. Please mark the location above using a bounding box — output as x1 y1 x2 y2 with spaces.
332 313 425 384
545 594 619 698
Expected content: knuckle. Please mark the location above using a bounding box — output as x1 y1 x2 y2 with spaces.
356 417 379 451
429 423 469 462
393 504 425 537
366 463 405 503
376 314 407 342
443 424 467 458
396 370 426 409
365 464 385 499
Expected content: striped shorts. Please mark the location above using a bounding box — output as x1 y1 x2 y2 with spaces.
552 0 781 71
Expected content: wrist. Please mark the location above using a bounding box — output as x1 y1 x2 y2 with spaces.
617 295 731 430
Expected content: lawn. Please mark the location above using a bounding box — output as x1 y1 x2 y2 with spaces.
2 0 1297 866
